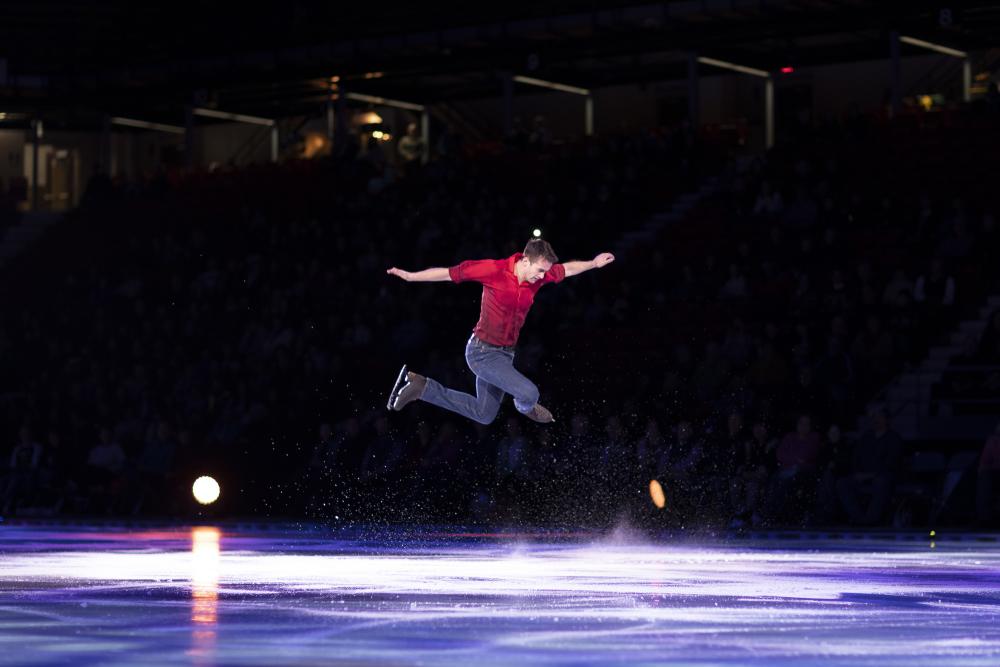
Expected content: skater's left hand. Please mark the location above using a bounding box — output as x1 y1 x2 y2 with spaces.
593 252 615 268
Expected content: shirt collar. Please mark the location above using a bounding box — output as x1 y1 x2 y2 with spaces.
508 253 523 281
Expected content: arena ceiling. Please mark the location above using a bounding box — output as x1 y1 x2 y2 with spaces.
1 1 998 128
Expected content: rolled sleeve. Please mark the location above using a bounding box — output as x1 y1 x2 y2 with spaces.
449 259 498 284
544 263 566 284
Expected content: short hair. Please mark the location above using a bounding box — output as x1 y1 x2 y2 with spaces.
523 238 559 264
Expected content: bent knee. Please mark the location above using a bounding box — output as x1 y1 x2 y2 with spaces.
473 410 500 425
472 402 502 425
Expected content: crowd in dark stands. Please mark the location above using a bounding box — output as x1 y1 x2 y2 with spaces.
935 308 1000 416
1 106 999 529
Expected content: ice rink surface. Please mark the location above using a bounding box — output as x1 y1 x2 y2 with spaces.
2 524 999 666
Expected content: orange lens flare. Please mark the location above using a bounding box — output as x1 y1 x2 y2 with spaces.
649 479 666 509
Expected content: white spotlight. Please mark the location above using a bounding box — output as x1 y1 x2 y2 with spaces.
192 476 221 505
532 228 542 238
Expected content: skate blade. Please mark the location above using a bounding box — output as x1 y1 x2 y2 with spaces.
387 364 408 410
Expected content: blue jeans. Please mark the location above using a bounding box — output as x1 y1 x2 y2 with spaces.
421 336 540 424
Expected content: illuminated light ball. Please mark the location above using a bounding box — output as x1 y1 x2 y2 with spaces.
192 476 221 505
532 228 542 238
929 530 936 537
648 479 666 509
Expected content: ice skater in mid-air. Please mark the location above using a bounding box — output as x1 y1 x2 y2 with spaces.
386 238 615 424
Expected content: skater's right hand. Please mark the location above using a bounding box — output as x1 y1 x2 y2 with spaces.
386 267 411 281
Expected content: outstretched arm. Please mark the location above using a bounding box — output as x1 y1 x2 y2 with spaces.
563 252 615 278
386 267 451 282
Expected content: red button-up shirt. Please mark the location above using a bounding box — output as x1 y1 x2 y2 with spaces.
449 253 565 346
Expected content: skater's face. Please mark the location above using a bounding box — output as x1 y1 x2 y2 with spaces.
518 257 553 284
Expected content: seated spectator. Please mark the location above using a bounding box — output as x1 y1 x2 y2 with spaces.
423 421 463 470
655 420 705 520
658 420 703 476
783 187 818 228
396 122 426 169
836 407 903 525
775 414 822 472
84 427 126 514
976 421 1000 526
495 416 544 523
86 427 127 479
360 415 404 482
528 115 552 149
597 415 628 470
718 264 749 300
506 115 529 149
128 420 178 514
939 215 973 260
882 269 913 305
34 428 70 513
496 416 529 482
769 414 822 523
558 412 591 477
815 423 852 523
310 419 358 473
914 258 956 311
3 426 43 513
728 416 775 527
752 181 784 217
738 420 778 526
633 417 665 477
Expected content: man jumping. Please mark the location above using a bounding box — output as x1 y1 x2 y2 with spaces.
385 239 615 424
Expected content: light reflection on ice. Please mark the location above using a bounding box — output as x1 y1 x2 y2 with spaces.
3 528 1000 666
189 527 220 666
